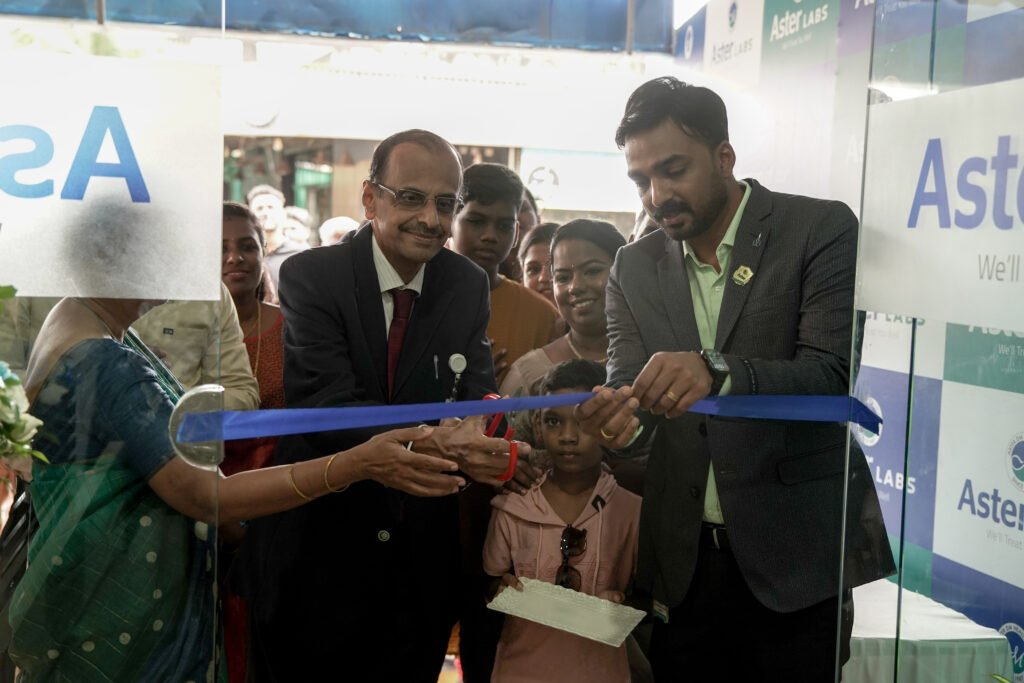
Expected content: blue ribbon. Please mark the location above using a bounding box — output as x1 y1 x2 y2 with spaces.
176 393 881 444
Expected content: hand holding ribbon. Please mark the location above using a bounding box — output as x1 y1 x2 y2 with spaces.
352 425 466 496
575 385 642 449
413 415 531 487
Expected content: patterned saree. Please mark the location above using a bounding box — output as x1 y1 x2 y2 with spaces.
9 332 218 682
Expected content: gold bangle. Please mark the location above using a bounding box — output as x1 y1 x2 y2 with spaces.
288 465 315 501
324 452 349 493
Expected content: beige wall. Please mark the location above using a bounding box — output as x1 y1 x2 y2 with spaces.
330 160 372 225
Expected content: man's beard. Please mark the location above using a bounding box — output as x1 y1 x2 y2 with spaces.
654 172 730 243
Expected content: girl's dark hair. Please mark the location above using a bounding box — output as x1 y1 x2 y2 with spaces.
517 221 558 264
550 219 627 265
540 359 607 394
223 201 269 302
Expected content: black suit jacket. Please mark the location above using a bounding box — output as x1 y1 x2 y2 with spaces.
241 224 495 625
607 180 895 613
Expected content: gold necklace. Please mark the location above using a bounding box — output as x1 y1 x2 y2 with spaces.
565 333 607 364
242 302 261 338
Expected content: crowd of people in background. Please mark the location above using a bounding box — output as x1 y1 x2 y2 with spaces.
0 76 893 683
0 132 648 683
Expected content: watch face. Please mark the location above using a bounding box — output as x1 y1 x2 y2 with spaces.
703 350 729 373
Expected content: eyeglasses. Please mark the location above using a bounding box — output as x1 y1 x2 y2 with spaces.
371 181 463 217
555 524 587 591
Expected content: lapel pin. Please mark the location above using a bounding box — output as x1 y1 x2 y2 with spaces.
732 266 754 286
752 232 762 247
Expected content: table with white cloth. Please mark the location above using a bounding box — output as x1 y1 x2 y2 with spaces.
843 579 1015 682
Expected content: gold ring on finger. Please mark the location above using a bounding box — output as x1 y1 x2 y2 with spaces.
665 390 679 402
599 427 617 441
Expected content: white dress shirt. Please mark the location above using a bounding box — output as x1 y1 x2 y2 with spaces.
371 232 424 335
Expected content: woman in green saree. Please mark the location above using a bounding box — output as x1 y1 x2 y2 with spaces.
10 295 464 682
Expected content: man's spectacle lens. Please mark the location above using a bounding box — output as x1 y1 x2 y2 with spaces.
372 181 462 216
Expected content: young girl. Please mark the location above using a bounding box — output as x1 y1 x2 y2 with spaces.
483 360 642 682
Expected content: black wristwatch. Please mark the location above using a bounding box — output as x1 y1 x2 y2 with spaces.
700 349 730 396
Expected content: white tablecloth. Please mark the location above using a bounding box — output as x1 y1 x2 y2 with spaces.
844 579 1014 682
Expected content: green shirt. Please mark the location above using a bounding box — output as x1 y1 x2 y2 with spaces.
681 180 750 524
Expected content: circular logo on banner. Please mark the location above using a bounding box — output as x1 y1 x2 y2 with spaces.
998 623 1024 682
527 166 559 189
684 25 695 59
728 1 738 29
853 395 883 448
1007 433 1024 494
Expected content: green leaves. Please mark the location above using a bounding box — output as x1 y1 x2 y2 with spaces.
0 285 15 314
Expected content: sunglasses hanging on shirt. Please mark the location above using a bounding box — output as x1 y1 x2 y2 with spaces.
556 524 588 591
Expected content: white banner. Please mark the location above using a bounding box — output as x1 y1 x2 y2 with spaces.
703 0 764 87
933 381 1024 590
857 78 1024 331
858 313 946 379
518 148 638 213
0 55 222 300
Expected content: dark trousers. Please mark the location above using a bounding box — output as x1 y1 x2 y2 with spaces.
649 534 853 683
456 485 503 682
458 594 504 683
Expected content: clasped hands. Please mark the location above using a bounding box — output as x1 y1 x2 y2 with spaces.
347 416 540 499
415 415 532 486
576 351 713 448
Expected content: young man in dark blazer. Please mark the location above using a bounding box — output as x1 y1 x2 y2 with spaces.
578 78 895 681
243 130 528 682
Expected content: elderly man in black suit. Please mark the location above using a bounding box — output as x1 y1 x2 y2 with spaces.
578 78 894 681
244 129 527 682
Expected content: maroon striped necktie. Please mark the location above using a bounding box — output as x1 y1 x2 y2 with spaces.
387 288 416 399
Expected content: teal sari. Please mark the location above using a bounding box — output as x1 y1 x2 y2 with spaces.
9 332 218 682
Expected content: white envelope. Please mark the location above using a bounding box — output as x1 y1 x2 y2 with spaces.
487 577 646 647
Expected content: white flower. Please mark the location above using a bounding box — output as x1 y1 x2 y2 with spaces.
8 382 28 413
7 412 42 444
0 398 15 424
0 381 29 423
0 356 44 471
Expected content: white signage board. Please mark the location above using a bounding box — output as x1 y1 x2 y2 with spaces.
858 313 946 380
933 381 1024 591
0 55 222 300
703 0 764 87
857 78 1024 331
519 148 638 214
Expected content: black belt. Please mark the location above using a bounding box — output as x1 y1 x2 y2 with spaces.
700 523 730 552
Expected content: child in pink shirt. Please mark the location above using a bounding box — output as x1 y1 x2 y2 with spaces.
483 360 642 683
